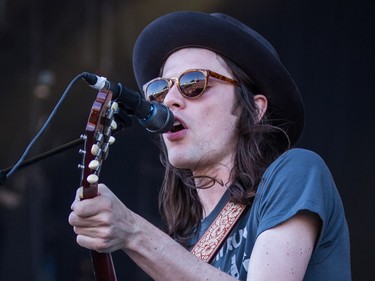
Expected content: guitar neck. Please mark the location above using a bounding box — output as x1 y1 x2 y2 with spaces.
79 90 119 281
90 251 118 281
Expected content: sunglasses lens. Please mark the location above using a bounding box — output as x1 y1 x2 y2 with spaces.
146 79 170 103
179 71 206 97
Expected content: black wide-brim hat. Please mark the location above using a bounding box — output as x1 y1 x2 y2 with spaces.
133 11 304 145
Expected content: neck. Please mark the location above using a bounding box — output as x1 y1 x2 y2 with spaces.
197 184 228 218
193 162 233 218
185 149 236 218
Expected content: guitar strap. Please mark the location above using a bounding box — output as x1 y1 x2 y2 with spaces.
191 201 247 263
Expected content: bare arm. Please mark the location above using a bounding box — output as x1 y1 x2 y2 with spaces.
247 211 321 281
69 184 237 281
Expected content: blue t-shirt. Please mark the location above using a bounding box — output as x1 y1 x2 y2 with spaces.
191 148 351 280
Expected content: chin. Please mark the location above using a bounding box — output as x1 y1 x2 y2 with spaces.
168 155 195 170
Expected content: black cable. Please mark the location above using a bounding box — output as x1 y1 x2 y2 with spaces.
4 73 84 179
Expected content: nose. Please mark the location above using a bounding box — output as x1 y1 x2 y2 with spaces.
163 83 185 110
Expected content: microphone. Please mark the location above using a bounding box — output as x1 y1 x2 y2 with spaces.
82 72 174 134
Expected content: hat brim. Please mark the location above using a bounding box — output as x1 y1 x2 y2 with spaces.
133 11 304 145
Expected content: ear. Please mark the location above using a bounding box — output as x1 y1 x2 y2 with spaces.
253 94 268 122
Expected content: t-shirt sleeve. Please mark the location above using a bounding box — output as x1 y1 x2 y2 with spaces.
254 148 345 252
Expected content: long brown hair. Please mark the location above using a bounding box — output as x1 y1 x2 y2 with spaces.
157 55 290 247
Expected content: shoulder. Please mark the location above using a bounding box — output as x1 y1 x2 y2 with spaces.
254 147 344 222
274 148 327 167
252 148 341 236
259 148 336 199
254 148 339 223
264 148 331 180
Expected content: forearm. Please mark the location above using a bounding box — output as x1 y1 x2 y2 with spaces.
123 212 235 281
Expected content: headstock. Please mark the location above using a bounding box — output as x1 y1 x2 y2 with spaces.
78 90 117 200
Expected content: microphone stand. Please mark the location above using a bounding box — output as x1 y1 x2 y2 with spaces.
0 124 128 186
0 138 82 185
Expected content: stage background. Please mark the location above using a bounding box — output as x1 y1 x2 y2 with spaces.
0 0 373 280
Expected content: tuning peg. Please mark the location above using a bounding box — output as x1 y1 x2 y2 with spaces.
109 136 115 145
111 102 119 112
95 133 103 143
102 143 110 157
89 160 99 170
79 149 86 155
111 120 117 130
87 174 98 184
91 144 101 156
77 164 84 169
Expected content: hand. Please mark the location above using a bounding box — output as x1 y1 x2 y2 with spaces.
69 183 134 253
69 185 237 281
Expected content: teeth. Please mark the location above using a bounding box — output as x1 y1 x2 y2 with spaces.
173 120 181 126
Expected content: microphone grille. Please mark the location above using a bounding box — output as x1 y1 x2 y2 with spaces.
138 103 174 134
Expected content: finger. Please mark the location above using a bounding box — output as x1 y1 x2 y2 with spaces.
69 209 112 230
97 183 110 196
68 211 92 227
73 225 103 237
72 195 109 217
70 187 83 210
76 234 101 251
76 233 114 253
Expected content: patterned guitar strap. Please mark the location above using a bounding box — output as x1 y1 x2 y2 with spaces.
191 201 247 263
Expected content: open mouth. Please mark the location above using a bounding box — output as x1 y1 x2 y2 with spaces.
170 120 185 133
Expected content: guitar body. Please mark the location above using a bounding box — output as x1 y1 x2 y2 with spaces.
79 90 118 281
